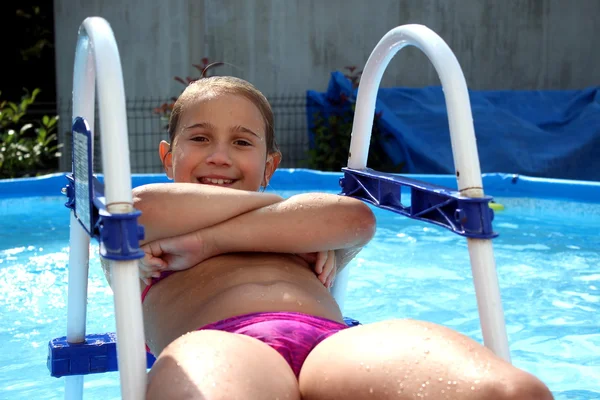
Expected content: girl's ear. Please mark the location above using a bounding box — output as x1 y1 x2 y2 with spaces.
262 151 282 188
159 140 174 179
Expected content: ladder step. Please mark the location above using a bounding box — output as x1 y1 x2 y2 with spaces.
340 168 498 239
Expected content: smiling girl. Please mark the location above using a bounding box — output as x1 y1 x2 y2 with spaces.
105 76 552 399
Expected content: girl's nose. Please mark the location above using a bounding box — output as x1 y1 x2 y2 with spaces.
205 144 232 166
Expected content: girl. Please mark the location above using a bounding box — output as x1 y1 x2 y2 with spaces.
113 76 552 399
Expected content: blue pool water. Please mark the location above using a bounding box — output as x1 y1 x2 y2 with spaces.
0 174 599 399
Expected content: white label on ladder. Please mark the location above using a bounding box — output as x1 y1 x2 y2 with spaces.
73 130 92 234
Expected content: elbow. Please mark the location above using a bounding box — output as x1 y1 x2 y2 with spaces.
132 187 146 213
132 185 156 217
132 185 155 238
347 199 376 246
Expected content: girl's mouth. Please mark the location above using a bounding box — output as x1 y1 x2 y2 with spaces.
197 177 236 186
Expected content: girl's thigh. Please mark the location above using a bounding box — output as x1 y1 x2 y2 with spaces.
147 329 300 400
299 319 552 400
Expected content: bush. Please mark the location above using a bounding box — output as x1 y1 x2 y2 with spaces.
0 89 61 179
307 67 405 172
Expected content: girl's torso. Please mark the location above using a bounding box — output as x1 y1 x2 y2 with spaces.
141 252 343 353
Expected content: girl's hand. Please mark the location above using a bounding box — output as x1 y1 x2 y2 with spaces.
138 230 216 284
138 248 167 285
296 250 337 288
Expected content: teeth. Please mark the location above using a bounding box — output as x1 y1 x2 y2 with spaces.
200 177 233 185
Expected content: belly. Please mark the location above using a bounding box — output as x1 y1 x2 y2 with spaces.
142 252 343 353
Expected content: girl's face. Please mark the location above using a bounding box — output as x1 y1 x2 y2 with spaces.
160 93 279 191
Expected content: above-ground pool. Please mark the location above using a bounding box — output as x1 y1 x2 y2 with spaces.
0 170 598 399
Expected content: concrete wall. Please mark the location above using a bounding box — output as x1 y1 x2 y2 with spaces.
54 0 600 98
53 0 600 170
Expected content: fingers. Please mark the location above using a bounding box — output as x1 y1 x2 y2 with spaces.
139 254 166 272
314 251 327 275
324 267 336 289
318 250 337 288
139 247 167 284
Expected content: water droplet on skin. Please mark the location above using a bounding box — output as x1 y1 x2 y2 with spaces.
471 386 475 390
438 378 443 382
474 379 480 384
366 365 370 371
369 387 373 394
297 301 303 306
424 349 430 354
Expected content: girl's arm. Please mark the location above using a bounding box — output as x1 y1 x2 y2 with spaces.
141 193 376 277
205 193 376 258
103 183 283 286
133 183 285 245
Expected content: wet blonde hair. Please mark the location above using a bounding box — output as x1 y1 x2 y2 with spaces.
167 76 280 156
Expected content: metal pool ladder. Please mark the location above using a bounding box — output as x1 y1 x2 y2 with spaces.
46 18 510 400
331 24 510 362
57 17 147 400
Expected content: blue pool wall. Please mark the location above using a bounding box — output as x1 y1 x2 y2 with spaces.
1 170 599 203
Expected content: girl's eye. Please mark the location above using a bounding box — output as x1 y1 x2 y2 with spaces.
190 136 208 142
234 139 252 147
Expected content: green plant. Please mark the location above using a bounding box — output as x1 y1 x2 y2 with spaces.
16 6 54 61
307 67 405 172
0 89 62 179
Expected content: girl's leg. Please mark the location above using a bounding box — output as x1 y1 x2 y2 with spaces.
147 330 300 400
299 319 552 400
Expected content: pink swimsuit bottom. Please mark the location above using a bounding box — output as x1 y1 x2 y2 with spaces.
142 273 350 377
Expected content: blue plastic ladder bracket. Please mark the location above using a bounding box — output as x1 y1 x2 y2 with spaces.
47 333 156 377
64 116 145 260
340 167 498 239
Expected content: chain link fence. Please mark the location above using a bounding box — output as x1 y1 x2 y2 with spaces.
36 93 311 174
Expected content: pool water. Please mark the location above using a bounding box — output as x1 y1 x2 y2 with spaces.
0 193 598 399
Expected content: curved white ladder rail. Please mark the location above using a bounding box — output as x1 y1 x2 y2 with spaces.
332 24 511 362
66 17 146 400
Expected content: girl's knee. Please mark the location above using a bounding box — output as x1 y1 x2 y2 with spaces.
484 369 553 400
147 354 197 400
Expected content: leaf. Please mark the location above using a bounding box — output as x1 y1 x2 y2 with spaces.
174 76 187 85
20 123 34 134
47 115 58 128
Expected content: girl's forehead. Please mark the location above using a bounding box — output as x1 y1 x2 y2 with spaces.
180 93 265 128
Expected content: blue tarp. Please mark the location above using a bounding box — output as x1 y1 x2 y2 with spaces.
307 72 600 181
